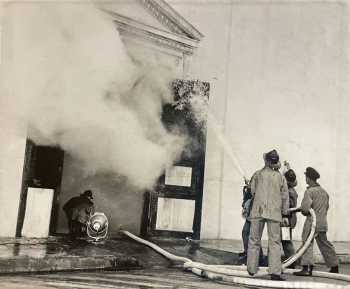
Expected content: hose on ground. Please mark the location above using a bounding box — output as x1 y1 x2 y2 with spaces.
121 230 191 263
121 208 350 289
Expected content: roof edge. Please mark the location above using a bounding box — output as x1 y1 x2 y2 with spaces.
140 0 204 41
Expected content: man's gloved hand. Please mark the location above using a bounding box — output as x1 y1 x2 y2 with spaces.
282 217 289 227
301 210 311 216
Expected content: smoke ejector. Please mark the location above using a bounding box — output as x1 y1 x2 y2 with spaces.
86 212 109 242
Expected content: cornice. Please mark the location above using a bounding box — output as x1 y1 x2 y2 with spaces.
140 0 204 41
103 10 198 55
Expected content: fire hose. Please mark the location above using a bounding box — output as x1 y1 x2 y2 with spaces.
121 208 350 289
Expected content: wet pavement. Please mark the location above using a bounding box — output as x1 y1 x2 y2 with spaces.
0 265 350 289
0 269 244 289
0 235 349 288
0 235 239 273
200 239 350 264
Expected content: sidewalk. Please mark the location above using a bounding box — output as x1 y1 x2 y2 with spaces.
0 235 237 274
0 236 137 273
0 236 348 274
200 239 350 264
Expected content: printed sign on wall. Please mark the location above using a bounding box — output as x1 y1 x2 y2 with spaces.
156 197 195 232
165 166 192 187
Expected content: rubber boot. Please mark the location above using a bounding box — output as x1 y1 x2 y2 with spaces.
293 265 313 276
247 270 254 276
238 253 247 265
270 274 285 281
329 266 339 273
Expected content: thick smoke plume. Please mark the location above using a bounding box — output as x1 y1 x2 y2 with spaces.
0 2 185 189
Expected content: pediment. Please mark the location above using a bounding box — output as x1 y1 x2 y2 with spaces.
96 0 203 54
98 0 169 32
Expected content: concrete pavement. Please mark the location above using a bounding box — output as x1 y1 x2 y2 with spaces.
0 269 246 289
0 235 348 274
0 235 237 274
200 239 350 264
2 264 350 289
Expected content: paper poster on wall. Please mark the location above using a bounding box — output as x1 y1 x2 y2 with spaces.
156 197 195 232
165 166 192 187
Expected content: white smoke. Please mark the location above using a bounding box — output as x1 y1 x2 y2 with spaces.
173 80 209 129
0 2 185 189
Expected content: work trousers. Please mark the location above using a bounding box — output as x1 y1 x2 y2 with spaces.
242 220 264 259
301 231 339 267
66 212 86 238
282 240 295 259
247 218 282 275
281 227 295 259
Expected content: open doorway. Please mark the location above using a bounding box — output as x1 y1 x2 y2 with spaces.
141 80 209 240
16 139 64 237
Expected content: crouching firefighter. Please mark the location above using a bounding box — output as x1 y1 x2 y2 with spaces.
63 190 95 238
294 167 339 276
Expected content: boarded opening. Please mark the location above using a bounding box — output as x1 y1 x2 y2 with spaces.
22 187 54 238
156 197 195 232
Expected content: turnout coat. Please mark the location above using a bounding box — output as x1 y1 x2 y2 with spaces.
248 166 289 222
300 183 330 239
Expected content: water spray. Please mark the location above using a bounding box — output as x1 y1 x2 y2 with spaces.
206 112 248 182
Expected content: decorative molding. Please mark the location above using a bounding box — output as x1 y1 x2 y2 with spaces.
140 0 204 41
100 0 203 77
122 35 184 60
103 10 199 55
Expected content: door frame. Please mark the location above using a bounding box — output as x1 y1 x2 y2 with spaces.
16 139 64 237
140 80 209 240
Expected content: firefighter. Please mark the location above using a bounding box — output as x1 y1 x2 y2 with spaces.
240 179 266 266
63 190 95 238
294 167 339 276
281 165 298 268
247 149 289 281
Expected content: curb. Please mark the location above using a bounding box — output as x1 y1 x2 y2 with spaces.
0 255 140 274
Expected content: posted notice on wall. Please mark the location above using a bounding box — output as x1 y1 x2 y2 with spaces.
156 197 195 232
165 166 192 187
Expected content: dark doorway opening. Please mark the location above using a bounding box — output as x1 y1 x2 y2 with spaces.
141 80 209 240
16 139 64 237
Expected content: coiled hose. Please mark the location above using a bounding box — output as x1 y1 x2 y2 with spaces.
121 208 350 289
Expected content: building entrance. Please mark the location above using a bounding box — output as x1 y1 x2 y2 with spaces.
16 140 64 237
141 80 209 240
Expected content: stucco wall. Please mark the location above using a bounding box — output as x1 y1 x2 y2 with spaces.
169 0 349 241
0 128 26 237
0 3 26 237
